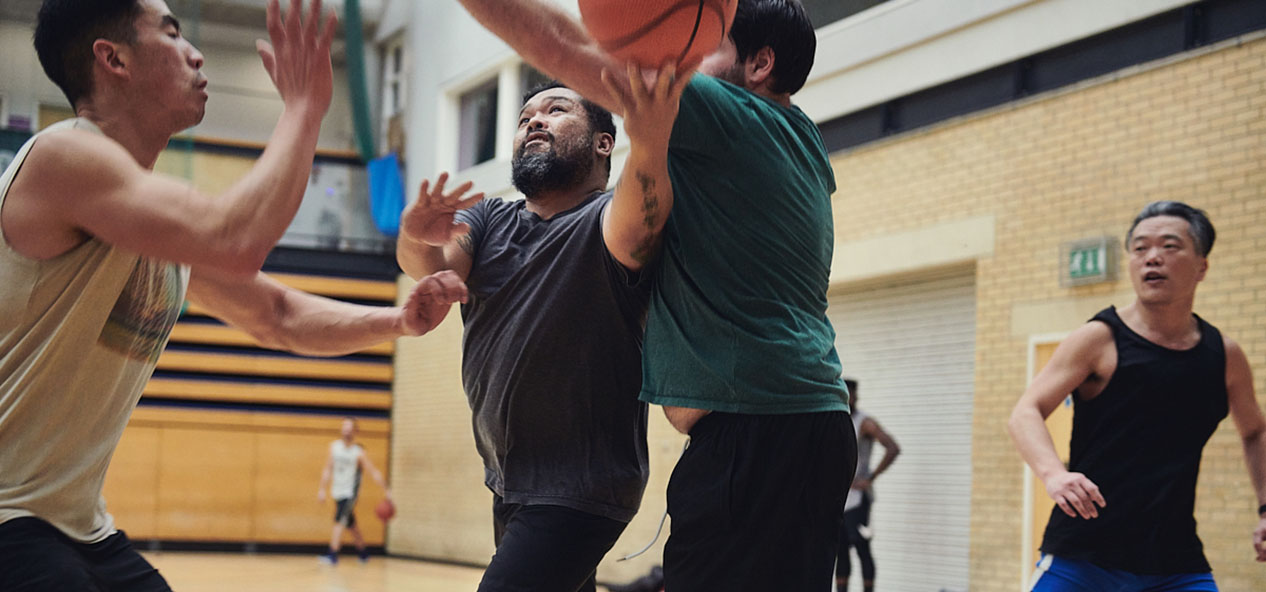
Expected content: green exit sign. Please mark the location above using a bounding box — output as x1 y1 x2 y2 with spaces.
1063 237 1116 286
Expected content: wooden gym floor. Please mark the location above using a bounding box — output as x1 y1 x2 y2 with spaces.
144 552 487 592
144 552 625 592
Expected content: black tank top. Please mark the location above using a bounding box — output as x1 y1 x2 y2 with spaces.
1040 306 1227 574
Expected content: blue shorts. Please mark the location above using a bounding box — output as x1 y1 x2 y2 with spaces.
1029 554 1217 592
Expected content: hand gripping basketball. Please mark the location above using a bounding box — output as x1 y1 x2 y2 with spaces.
579 0 738 68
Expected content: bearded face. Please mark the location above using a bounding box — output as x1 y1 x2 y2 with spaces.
510 128 596 198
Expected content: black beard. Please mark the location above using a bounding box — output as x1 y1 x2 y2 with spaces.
511 138 594 197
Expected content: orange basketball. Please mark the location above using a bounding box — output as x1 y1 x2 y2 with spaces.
579 0 739 68
375 498 395 522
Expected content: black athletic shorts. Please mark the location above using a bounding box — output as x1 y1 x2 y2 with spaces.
0 517 171 592
663 411 855 592
334 498 357 527
477 496 629 592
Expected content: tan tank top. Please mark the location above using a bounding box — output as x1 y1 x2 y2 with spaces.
0 118 189 543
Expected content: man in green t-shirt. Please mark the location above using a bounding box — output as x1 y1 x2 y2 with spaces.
458 1 854 590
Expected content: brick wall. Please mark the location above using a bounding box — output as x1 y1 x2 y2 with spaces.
828 34 1265 591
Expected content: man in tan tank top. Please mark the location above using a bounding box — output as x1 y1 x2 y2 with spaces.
0 2 466 590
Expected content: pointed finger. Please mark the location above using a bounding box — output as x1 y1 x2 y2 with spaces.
454 192 485 210
669 65 693 99
265 0 283 45
256 40 277 77
445 180 475 202
432 172 450 197
627 61 648 105
1088 484 1106 508
600 68 630 115
306 0 322 41
654 62 676 98
1054 496 1075 518
320 9 339 50
286 0 303 37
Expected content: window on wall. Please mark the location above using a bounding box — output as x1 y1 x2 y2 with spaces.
382 38 406 121
801 0 892 29
520 64 552 101
458 77 499 170
380 37 408 156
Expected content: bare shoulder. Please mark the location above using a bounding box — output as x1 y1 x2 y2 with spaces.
13 129 138 208
1060 320 1115 357
22 128 136 181
1223 333 1244 358
1223 334 1253 383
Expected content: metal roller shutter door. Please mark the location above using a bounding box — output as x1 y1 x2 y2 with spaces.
829 270 976 592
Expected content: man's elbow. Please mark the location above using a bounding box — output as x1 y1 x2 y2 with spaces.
1006 407 1032 441
1242 424 1266 446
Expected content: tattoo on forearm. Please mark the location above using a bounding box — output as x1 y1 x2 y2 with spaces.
457 234 475 256
631 171 661 265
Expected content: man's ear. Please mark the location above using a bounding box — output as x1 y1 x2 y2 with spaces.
595 132 615 158
92 39 130 80
745 46 776 88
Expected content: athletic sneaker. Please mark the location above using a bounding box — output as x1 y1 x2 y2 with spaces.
319 551 338 565
358 550 369 563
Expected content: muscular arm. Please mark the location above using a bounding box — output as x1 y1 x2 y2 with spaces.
457 0 625 115
1007 322 1111 519
602 64 690 271
1224 337 1266 561
2 0 335 278
187 268 467 357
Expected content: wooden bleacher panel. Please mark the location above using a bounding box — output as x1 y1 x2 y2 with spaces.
155 349 393 382
144 377 392 410
149 271 398 412
105 267 399 547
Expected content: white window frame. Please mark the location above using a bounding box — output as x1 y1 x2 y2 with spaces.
379 34 407 154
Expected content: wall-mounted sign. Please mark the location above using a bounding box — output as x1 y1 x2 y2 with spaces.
1062 236 1116 286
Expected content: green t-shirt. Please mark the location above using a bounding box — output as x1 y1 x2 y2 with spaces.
639 75 849 414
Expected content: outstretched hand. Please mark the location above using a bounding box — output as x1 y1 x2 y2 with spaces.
401 173 485 247
399 270 468 336
600 61 694 150
256 0 338 115
1045 470 1107 519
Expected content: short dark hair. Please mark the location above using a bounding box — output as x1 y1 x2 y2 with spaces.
843 378 858 395
730 0 816 95
34 0 143 108
521 81 617 172
1126 201 1216 257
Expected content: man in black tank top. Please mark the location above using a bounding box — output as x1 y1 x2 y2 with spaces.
1008 201 1266 591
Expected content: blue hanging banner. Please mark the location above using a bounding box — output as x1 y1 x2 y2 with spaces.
368 153 405 236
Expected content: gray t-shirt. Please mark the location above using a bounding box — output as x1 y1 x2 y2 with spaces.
455 191 650 522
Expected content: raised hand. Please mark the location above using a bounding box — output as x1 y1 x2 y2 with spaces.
1044 470 1107 519
256 0 338 116
601 61 694 149
399 270 469 336
401 173 485 247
